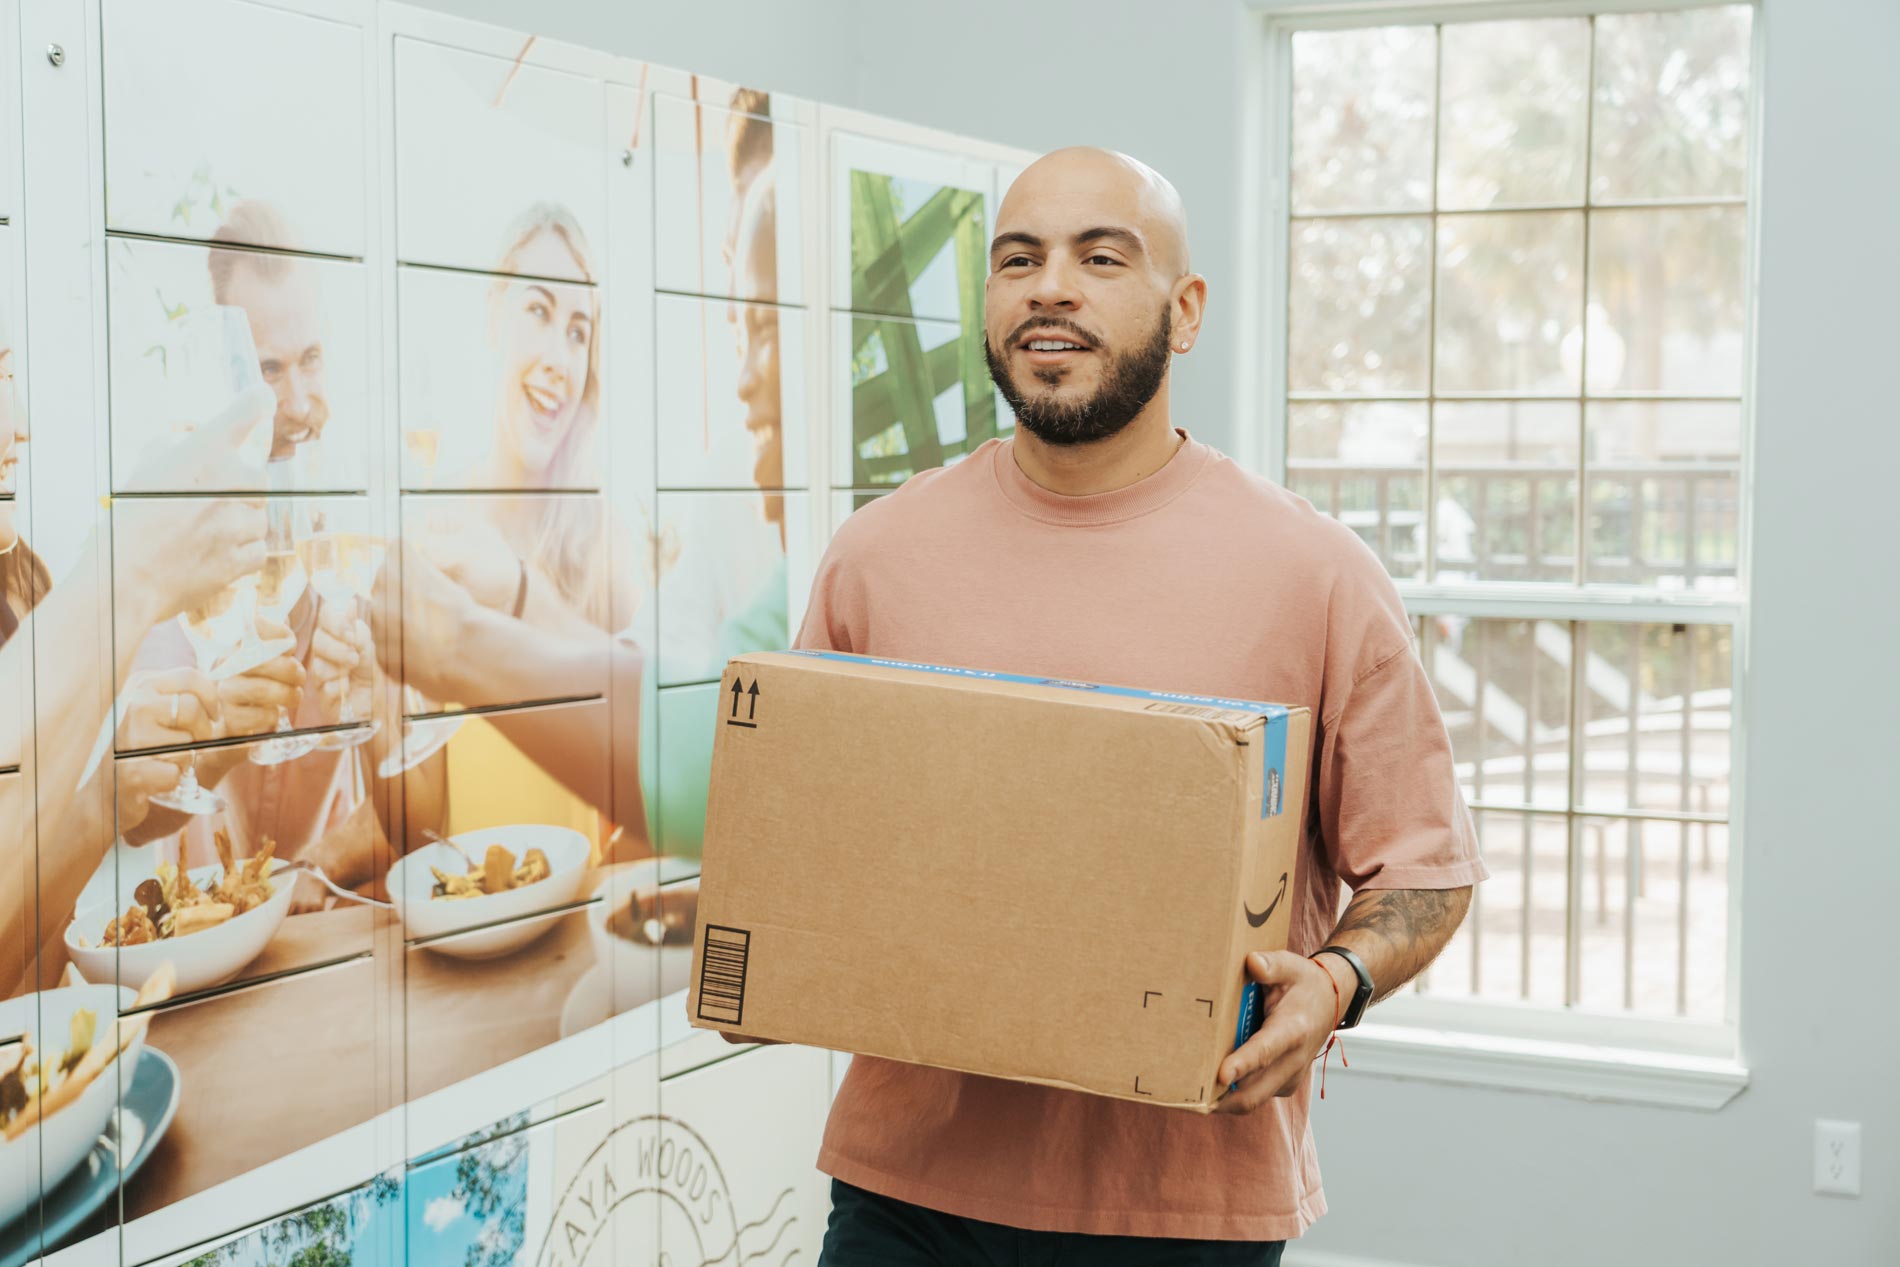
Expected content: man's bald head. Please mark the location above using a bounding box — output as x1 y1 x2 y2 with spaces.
997 147 1191 278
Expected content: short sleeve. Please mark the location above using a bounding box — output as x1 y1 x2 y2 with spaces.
1315 645 1487 892
793 505 882 654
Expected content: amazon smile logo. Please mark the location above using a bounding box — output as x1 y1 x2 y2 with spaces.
1244 872 1289 928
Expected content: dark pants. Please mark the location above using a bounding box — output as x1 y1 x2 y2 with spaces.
819 1179 1287 1267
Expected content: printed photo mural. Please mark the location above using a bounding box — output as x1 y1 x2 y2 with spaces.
833 137 1011 489
0 2 1027 1263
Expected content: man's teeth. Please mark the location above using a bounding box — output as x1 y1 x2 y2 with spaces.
1027 340 1085 351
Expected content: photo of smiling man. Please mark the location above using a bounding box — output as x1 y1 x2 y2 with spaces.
107 200 368 496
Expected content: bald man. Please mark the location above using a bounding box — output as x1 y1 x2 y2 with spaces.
799 148 1485 1264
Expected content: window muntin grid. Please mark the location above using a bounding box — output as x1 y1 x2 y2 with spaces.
1290 9 1754 1024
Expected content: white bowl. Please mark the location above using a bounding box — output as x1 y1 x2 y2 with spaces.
65 859 295 996
386 825 592 959
587 859 701 1013
0 985 145 1231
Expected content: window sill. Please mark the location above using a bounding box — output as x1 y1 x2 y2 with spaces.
1335 1021 1749 1111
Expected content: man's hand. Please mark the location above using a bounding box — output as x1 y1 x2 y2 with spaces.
372 542 474 701
115 757 185 839
310 601 375 726
289 870 332 915
117 668 220 750
217 619 306 740
1214 885 1475 1115
1213 951 1344 1115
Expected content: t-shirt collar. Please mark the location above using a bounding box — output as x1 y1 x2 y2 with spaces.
991 427 1214 526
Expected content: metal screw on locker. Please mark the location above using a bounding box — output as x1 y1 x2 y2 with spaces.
47 44 66 67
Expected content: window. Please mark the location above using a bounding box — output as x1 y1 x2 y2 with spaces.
1266 5 1755 1043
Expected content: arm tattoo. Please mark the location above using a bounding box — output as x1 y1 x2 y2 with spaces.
1330 887 1472 1003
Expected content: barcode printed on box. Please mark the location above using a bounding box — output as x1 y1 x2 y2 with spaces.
697 925 751 1025
1144 702 1242 722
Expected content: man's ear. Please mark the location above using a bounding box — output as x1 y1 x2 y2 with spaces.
1171 273 1208 352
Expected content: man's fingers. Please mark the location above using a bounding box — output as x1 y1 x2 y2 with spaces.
1216 986 1316 1087
222 675 302 712
1214 1060 1308 1115
239 655 307 688
1244 949 1310 988
148 667 220 714
309 627 358 675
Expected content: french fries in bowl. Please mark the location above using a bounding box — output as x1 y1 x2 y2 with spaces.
64 833 296 996
385 825 592 959
0 966 174 1230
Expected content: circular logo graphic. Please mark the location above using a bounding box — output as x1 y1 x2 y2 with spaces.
536 1114 740 1267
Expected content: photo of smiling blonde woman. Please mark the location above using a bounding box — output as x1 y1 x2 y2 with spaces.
386 204 647 860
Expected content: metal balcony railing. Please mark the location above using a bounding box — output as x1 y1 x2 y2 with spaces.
1287 460 1740 589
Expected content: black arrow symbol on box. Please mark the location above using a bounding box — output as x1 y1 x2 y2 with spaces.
747 680 759 719
726 679 759 728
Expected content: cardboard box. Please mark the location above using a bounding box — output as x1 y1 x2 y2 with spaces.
687 650 1313 1112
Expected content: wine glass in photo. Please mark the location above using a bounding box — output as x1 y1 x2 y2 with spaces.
149 582 253 816
374 694 463 780
301 525 386 751
247 500 318 766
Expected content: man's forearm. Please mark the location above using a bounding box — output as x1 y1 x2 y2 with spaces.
1318 886 1472 1008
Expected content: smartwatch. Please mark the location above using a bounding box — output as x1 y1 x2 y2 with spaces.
1315 945 1374 1030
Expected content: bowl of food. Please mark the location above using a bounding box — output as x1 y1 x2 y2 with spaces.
0 973 170 1232
65 834 293 997
587 859 701 1012
386 825 592 959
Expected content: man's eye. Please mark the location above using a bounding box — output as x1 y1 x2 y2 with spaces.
528 301 550 320
258 361 283 379
1086 254 1119 266
302 349 323 369
999 255 1031 269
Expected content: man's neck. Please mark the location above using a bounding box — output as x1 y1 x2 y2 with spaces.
1009 401 1184 498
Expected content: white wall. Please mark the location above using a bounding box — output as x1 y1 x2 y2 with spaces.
410 2 1900 1263
405 0 1252 457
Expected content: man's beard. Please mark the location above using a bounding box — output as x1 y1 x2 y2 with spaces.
271 397 330 461
985 307 1173 447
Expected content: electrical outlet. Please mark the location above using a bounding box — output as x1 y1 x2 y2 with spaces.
1813 1119 1862 1197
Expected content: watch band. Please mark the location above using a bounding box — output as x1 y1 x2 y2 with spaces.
1315 945 1374 1030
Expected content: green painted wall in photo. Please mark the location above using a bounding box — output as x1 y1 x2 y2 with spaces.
848 172 983 321
845 313 1005 488
656 682 718 865
844 170 1009 487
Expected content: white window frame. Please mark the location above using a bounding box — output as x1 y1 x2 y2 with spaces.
1237 0 1765 1109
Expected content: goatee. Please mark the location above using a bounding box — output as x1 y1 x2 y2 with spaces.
986 307 1173 447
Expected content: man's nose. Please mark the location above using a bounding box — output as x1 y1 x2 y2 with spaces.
735 341 763 400
1027 257 1083 311
282 372 313 420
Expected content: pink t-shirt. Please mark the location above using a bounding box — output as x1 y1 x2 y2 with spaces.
795 431 1485 1241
